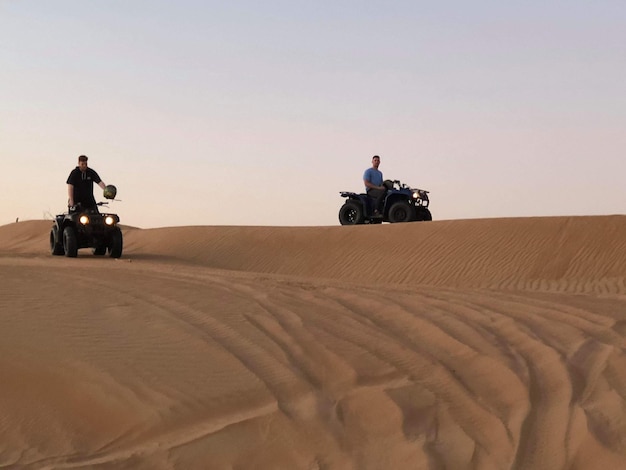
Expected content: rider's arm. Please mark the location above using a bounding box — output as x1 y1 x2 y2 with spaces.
67 184 74 206
363 179 384 191
97 181 106 190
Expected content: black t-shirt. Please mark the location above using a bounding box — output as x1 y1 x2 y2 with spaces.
66 167 102 207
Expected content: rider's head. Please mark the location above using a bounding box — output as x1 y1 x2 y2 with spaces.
372 155 380 168
78 155 88 172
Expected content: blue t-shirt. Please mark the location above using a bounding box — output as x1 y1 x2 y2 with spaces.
363 168 383 191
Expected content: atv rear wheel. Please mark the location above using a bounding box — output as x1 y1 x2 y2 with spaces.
93 245 107 256
108 228 123 258
388 201 415 223
50 226 64 256
339 201 364 225
63 226 78 258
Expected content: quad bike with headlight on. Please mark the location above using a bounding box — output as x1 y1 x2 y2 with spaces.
50 184 123 258
338 179 432 225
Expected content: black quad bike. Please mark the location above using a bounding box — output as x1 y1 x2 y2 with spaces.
339 180 432 225
50 202 123 258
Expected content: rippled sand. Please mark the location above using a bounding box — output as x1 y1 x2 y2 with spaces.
1 216 625 469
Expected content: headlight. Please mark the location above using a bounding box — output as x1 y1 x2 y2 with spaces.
412 191 419 199
79 215 89 225
105 216 115 225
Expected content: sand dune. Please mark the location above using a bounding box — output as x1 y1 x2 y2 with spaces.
1 216 625 469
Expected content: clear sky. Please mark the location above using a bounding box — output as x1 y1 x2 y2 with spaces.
2 0 624 228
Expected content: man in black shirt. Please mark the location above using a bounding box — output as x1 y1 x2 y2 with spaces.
66 155 107 210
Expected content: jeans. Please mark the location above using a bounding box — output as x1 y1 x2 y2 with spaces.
366 188 386 213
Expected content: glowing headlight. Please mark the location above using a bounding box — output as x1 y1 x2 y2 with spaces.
79 215 90 225
412 191 419 199
105 216 115 225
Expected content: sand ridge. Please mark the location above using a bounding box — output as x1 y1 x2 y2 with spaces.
0 216 625 469
5 216 625 291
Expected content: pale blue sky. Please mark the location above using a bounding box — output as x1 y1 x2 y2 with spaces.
2 0 624 227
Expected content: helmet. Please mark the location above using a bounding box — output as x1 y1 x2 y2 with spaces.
103 185 117 199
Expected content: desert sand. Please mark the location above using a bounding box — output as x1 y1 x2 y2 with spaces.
1 215 626 469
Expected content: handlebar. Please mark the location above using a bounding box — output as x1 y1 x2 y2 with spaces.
68 201 110 213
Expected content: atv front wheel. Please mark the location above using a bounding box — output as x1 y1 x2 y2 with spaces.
339 201 364 225
108 228 123 258
50 226 64 256
388 201 415 223
63 226 78 258
415 207 432 221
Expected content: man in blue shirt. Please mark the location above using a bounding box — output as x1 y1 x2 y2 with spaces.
363 155 386 216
